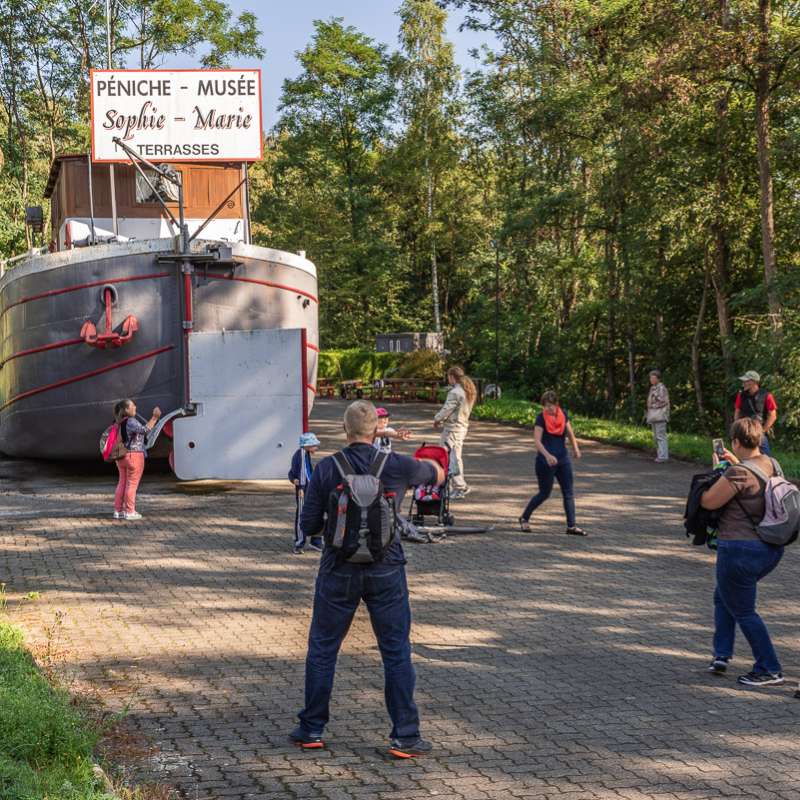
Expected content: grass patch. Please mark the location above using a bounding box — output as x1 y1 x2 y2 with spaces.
472 398 800 478
0 621 112 799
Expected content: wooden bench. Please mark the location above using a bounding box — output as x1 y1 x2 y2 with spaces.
338 379 367 400
373 379 441 403
316 378 337 398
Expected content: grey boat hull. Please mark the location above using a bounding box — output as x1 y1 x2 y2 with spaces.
0 239 318 459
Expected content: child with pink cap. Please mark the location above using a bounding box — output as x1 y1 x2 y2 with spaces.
373 408 412 453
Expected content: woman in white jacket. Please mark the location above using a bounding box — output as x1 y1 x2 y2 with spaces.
434 366 477 498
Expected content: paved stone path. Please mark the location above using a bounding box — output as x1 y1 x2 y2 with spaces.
2 399 800 800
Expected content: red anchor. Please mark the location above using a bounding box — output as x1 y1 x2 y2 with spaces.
80 287 138 349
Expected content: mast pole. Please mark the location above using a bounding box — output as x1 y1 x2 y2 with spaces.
106 0 119 237
87 154 97 245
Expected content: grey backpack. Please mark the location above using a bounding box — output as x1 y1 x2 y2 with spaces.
735 458 800 547
324 451 397 563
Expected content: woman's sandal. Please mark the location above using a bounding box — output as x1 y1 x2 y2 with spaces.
518 516 531 532
566 526 587 537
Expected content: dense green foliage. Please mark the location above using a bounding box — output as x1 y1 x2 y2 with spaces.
318 348 445 381
0 622 110 799
254 0 800 445
318 349 404 381
4 0 800 446
473 398 800 479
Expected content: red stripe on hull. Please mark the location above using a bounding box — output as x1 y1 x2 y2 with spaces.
0 337 84 368
301 329 309 433
0 345 175 411
206 272 318 304
0 272 171 320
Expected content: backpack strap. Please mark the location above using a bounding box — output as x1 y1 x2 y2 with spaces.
731 460 774 531
732 495 760 529
736 459 772 485
332 449 388 481
369 450 390 479
332 451 353 480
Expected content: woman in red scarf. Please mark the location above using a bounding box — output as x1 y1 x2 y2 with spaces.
518 390 586 535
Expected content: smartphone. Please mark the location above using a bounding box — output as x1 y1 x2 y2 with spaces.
713 438 726 458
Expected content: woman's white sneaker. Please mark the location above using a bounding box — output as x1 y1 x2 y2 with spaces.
113 511 122 520
737 671 784 686
124 511 143 521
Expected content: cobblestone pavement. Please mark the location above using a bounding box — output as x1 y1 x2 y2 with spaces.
2 399 800 800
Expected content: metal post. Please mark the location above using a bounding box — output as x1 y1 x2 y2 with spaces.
241 163 252 244
493 241 500 387
178 171 193 408
105 0 118 237
178 176 187 253
87 154 97 245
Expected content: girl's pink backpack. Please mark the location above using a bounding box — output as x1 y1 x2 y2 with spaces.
99 423 125 462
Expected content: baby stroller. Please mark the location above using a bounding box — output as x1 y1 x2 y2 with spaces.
409 444 455 527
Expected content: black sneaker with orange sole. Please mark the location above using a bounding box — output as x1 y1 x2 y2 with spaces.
387 737 433 759
288 727 325 750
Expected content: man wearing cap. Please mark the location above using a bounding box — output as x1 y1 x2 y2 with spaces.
288 432 322 554
646 370 671 463
734 371 777 456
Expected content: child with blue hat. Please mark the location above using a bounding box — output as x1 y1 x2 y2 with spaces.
289 432 322 554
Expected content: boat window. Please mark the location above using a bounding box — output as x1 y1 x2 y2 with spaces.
136 167 181 204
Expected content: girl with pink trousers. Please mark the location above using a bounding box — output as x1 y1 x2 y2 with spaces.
113 398 161 521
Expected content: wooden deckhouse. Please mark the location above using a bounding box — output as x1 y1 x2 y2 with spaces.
44 155 251 251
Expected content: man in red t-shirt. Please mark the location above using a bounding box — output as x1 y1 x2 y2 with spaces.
734 370 777 455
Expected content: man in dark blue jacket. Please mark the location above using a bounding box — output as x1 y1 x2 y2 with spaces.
289 400 444 758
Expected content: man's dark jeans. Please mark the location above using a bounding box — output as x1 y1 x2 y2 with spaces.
522 455 576 528
298 563 419 741
713 539 783 674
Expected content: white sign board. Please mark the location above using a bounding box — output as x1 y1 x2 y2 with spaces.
90 69 262 163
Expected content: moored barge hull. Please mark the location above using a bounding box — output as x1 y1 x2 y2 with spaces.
0 240 318 460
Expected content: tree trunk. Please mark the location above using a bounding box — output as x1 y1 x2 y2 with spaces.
755 0 781 328
692 259 710 425
425 152 441 333
604 228 617 406
713 0 736 420
581 314 600 397
655 225 667 365
619 198 636 419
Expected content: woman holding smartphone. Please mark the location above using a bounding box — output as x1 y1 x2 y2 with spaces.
518 390 586 536
701 418 785 686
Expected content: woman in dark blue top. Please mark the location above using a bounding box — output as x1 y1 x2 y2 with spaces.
519 390 586 536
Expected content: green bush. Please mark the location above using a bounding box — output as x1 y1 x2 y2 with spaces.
392 350 445 380
318 349 404 381
0 622 110 800
472 398 800 479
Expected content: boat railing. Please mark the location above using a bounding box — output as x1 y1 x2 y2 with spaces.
0 246 49 277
